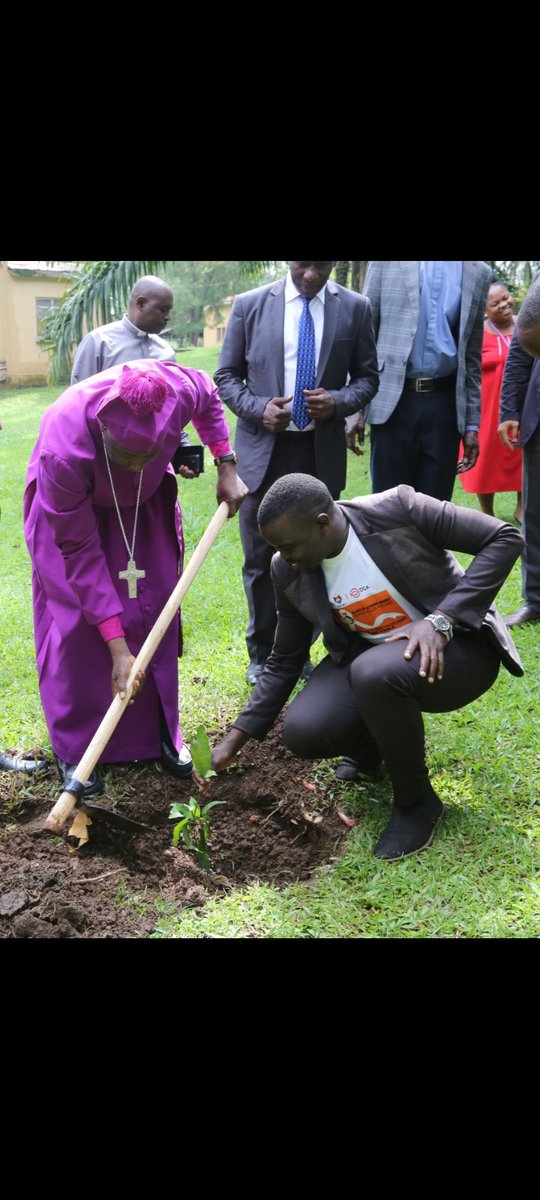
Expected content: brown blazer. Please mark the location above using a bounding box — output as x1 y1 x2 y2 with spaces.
235 486 524 739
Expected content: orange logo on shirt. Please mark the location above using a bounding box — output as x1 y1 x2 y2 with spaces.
335 590 412 636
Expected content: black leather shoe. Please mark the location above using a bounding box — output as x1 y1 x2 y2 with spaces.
0 751 50 774
374 791 443 861
246 662 265 686
504 604 540 627
55 756 103 798
333 754 382 782
160 740 193 779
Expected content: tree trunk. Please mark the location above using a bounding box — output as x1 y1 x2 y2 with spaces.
351 261 368 292
334 261 350 287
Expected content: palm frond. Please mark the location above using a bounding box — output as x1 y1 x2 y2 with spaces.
238 261 275 275
42 260 168 382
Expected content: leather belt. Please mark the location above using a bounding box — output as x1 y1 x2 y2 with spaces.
277 428 315 439
404 375 456 393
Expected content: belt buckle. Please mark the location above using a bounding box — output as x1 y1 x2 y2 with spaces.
415 378 424 392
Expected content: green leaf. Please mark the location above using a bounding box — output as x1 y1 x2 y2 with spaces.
190 725 213 777
169 802 194 820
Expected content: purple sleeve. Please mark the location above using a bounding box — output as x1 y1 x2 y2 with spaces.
210 438 232 458
97 616 125 641
180 369 232 454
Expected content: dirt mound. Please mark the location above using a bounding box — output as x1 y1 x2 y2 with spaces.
0 726 349 939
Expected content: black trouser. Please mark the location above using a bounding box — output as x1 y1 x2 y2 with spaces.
521 425 540 611
370 387 461 502
282 632 500 808
239 432 339 664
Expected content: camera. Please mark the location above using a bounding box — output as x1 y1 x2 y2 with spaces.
172 444 204 474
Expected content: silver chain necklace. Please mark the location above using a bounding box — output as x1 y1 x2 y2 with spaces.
101 429 146 598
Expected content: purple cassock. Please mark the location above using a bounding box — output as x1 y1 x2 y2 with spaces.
23 360 232 765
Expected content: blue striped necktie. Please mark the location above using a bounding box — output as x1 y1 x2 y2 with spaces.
292 297 316 430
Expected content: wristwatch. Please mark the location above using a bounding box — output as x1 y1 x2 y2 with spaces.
424 613 453 642
213 452 238 466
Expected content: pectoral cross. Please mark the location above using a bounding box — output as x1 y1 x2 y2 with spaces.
119 558 146 599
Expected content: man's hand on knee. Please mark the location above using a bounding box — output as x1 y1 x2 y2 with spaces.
385 621 448 683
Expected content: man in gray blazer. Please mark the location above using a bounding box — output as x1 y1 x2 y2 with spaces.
499 274 540 626
212 473 523 861
215 261 379 684
348 261 492 502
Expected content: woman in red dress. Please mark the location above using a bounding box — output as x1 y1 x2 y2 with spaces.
460 283 522 522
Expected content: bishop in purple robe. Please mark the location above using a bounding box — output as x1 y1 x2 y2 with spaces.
24 361 246 791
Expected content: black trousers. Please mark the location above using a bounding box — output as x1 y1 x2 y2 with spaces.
521 425 540 611
370 388 461 502
239 432 340 664
282 631 500 808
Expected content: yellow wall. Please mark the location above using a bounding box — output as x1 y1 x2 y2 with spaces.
203 301 233 349
0 265 9 383
0 263 72 386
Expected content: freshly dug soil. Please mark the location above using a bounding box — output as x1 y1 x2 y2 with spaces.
0 725 350 939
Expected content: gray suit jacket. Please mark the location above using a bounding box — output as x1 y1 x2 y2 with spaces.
214 278 379 495
234 486 523 739
363 261 492 431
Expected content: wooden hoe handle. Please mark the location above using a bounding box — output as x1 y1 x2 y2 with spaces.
45 502 229 833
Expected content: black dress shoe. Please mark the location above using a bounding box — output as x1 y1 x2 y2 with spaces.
333 754 383 782
0 751 50 774
160 740 193 779
55 756 103 798
374 791 443 861
504 604 540 627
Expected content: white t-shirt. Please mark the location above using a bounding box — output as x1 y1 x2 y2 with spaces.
321 525 423 643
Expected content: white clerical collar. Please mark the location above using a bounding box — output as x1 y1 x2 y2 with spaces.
122 315 149 339
285 272 326 306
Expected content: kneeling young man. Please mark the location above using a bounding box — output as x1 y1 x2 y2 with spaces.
212 474 523 861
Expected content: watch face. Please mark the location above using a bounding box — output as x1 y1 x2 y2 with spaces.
430 615 451 636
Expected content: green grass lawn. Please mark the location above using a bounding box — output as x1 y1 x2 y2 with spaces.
1 350 538 938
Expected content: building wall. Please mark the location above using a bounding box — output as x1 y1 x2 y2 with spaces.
0 263 72 386
0 265 9 383
203 301 233 349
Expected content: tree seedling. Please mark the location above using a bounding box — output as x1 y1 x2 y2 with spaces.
169 727 224 871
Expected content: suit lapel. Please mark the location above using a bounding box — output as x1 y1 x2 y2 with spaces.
268 280 286 394
291 566 350 652
399 261 420 319
317 282 338 385
341 502 428 611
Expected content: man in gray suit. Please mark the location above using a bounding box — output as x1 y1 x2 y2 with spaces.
215 261 379 685
212 473 523 861
347 261 492 501
499 274 540 626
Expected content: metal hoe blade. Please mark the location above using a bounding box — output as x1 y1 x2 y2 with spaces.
79 802 151 834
